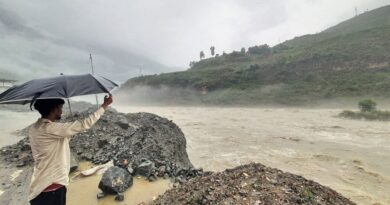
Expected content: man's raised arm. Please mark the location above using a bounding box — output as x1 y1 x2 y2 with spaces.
48 95 113 137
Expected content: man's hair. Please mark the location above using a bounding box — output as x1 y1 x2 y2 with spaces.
33 98 65 117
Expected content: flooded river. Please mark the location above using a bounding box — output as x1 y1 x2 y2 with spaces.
0 110 38 147
0 106 389 205
115 106 390 205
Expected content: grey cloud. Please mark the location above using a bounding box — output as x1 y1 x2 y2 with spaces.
0 0 389 83
0 5 43 39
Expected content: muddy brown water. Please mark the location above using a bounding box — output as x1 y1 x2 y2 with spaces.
0 110 38 146
115 106 390 205
68 162 171 205
1 107 389 205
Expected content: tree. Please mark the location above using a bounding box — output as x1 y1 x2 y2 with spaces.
358 99 376 112
200 51 205 60
189 61 196 68
240 47 246 54
210 46 215 56
248 44 271 55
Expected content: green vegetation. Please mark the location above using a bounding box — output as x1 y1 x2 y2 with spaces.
358 99 377 112
339 110 390 121
119 5 390 105
303 187 315 203
339 99 390 121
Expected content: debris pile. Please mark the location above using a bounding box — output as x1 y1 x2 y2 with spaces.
152 163 356 205
0 107 204 182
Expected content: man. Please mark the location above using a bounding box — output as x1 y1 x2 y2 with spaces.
28 95 113 205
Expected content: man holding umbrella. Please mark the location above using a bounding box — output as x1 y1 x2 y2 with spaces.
28 95 112 205
0 73 118 204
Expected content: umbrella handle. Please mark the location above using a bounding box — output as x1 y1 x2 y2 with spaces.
67 99 73 116
30 93 42 110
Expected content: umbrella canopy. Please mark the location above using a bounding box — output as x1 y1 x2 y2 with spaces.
0 74 118 105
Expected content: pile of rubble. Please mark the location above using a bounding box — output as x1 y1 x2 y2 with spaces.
0 107 204 183
152 163 356 205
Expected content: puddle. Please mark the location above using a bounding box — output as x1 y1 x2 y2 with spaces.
67 162 172 205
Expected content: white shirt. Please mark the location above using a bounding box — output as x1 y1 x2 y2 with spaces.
27 107 105 201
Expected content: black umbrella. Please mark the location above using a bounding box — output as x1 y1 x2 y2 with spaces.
0 74 118 114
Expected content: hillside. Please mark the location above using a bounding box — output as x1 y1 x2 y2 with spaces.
117 5 390 105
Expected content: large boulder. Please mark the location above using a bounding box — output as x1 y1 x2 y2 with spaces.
98 166 133 194
69 109 193 172
0 103 199 181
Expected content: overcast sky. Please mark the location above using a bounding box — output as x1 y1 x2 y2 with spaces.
0 0 389 81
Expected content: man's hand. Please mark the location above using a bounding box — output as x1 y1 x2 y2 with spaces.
102 94 113 109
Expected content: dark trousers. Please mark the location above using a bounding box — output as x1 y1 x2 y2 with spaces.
30 186 67 205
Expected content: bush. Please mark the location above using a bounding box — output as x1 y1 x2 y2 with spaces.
248 44 271 55
358 99 377 112
339 110 390 121
338 100 390 121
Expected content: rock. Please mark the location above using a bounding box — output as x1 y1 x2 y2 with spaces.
16 161 25 167
135 159 155 177
115 193 124 201
98 139 109 148
127 166 134 175
97 192 106 199
158 166 166 173
68 109 193 171
148 175 157 182
116 115 129 127
98 166 133 194
20 143 30 151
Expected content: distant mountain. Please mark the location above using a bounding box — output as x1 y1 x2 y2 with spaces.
0 45 169 84
117 5 390 105
0 4 170 84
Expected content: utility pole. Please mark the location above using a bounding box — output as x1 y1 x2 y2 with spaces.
60 73 73 116
90 53 99 107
